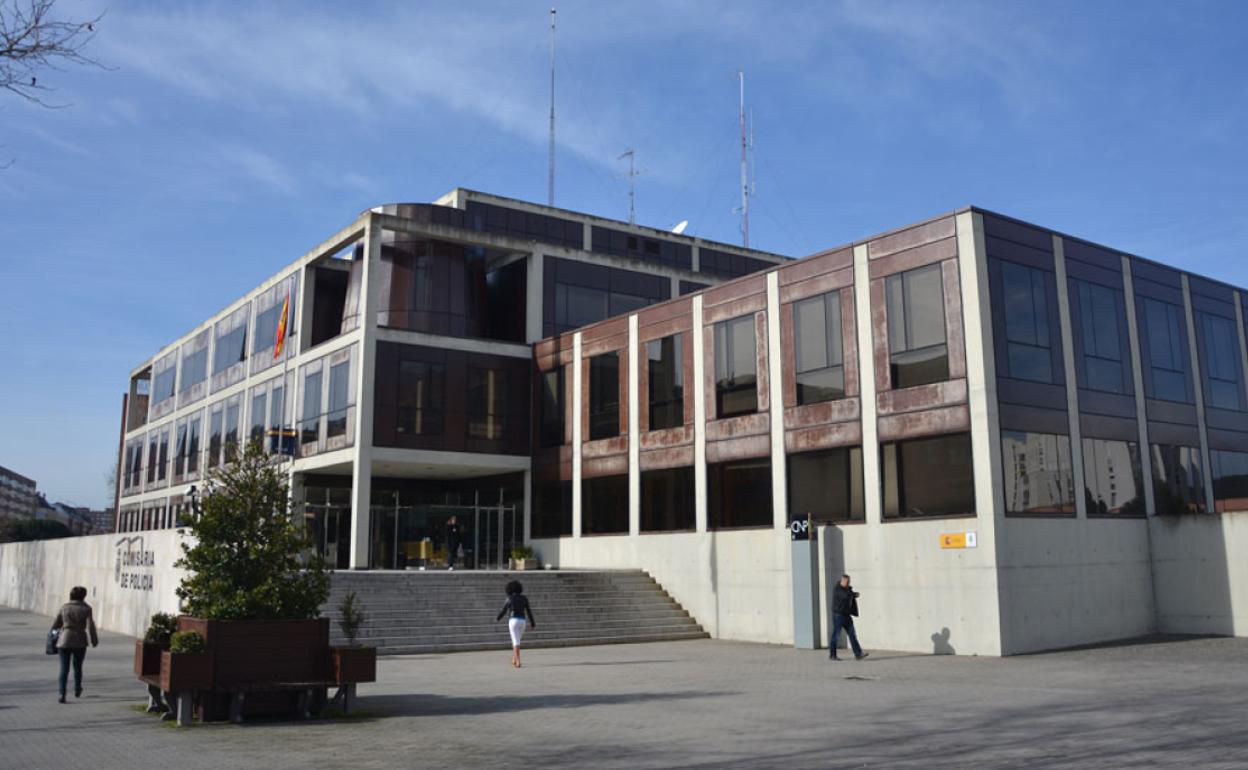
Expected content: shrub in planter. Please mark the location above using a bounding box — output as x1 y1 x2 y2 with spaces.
161 631 212 693
509 545 539 570
330 591 376 685
135 612 179 677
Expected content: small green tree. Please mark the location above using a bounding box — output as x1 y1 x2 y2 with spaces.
337 591 365 645
175 442 330 620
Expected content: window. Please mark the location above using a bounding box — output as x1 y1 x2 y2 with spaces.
180 346 208 391
708 458 773 528
152 366 177 406
1142 298 1189 402
468 368 507 440
555 283 608 330
207 406 223 468
397 361 443 437
882 433 975 518
582 474 629 534
1198 312 1243 410
714 315 758 418
145 434 158 484
174 422 189 477
327 361 351 439
157 429 169 482
187 416 201 474
250 391 267 447
1211 449 1248 513
223 398 240 462
640 467 695 531
538 368 565 448
589 354 620 440
1075 281 1126 394
301 371 322 446
647 335 684 430
787 446 864 522
886 264 948 389
793 292 845 404
1000 430 1074 515
532 479 572 537
1151 444 1206 514
1000 262 1055 383
213 322 247 375
270 384 285 432
1083 438 1145 516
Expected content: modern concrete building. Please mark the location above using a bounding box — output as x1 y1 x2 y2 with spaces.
0 465 38 522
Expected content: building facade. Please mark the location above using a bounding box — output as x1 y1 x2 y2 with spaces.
0 465 38 521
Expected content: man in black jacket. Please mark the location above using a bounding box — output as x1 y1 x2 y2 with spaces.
830 574 868 661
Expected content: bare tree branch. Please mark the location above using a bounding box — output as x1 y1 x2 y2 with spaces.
1 0 104 108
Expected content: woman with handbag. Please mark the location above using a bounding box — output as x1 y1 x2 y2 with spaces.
49 586 99 703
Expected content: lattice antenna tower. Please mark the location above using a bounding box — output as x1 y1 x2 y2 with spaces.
618 148 646 225
734 71 756 248
548 7 557 206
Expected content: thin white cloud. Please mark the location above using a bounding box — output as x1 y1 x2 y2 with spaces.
216 143 297 196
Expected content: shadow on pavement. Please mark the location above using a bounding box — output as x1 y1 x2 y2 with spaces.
362 689 735 718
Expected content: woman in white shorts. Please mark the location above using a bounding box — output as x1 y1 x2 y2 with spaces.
496 580 538 668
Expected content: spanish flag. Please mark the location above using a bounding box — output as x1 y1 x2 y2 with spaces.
273 290 290 360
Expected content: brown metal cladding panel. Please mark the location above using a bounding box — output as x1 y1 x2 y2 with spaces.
781 301 797 408
783 397 861 430
636 297 692 329
876 378 968 416
755 311 770 413
638 348 650 432
564 366 574 445
784 421 862 453
533 339 558 359
867 216 956 260
706 433 771 464
640 425 694 450
843 286 860 398
706 412 770 441
703 293 767 325
582 333 628 359
579 358 590 440
703 325 717 420
868 237 958 279
877 404 970 443
618 348 629 437
682 330 695 425
638 314 690 343
583 436 628 458
779 267 854 304
942 259 968 379
582 455 629 478
870 278 890 392
781 246 853 284
703 273 767 309
639 445 695 471
580 316 629 345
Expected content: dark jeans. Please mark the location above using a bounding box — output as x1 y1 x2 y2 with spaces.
830 613 863 658
446 542 458 568
58 647 86 697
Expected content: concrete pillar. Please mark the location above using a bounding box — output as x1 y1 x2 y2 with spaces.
1052 236 1087 517
526 253 544 344
692 294 708 533
851 244 881 524
1121 257 1157 515
628 314 641 537
572 331 583 538
1181 275 1216 510
348 222 381 569
766 271 788 530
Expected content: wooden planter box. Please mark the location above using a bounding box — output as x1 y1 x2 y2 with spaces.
509 558 539 570
331 646 377 685
160 650 214 693
134 640 168 678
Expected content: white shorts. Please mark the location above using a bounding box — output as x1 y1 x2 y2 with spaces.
508 617 527 647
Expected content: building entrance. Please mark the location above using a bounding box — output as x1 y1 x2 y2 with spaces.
369 499 519 570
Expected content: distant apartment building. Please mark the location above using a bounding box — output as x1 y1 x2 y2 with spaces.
0 466 38 521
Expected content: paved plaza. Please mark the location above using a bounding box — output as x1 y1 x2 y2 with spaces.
1 606 1246 769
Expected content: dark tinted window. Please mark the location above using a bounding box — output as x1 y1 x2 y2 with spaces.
679 281 709 296
886 264 948 389
213 324 247 375
1075 280 1126 394
187 417 200 474
715 315 758 418
397 361 443 437
709 458 773 528
223 399 240 462
1000 262 1055 383
588 354 620 440
1197 311 1243 410
641 466 695 531
1142 298 1189 402
647 335 684 430
467 201 582 248
591 226 692 268
250 391 267 446
882 433 975 518
468 368 508 440
793 292 845 404
300 372 321 446
1082 438 1145 516
1211 449 1248 513
532 479 572 537
327 362 351 439
1151 443 1205 514
152 367 177 405
1000 430 1074 515
787 446 863 522
181 347 208 390
538 367 565 448
174 422 188 477
699 248 773 279
582 474 629 534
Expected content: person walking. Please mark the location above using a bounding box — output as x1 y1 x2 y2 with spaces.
445 515 461 570
50 586 99 702
496 580 537 668
829 574 868 661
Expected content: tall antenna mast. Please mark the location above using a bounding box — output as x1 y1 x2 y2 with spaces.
618 148 642 225
737 70 751 248
547 7 557 207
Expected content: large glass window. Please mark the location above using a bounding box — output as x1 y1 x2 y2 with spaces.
223 398 240 462
146 434 158 484
270 383 285 432
1075 280 1127 394
1197 312 1243 411
886 264 949 389
1000 430 1074 515
588 354 620 440
714 315 758 418
152 366 177 406
538 368 565 448
1211 449 1248 513
793 292 845 405
1142 298 1189 402
582 474 629 534
187 415 201 474
301 371 322 447
157 429 169 482
1001 262 1054 383
250 391 267 447
787 446 863 522
532 479 572 537
1151 444 1206 514
708 458 773 529
647 335 684 431
640 466 695 531
882 433 976 518
1083 438 1145 516
174 422 189 478
213 323 247 375
180 347 208 391
207 406 223 468
327 361 351 439
396 361 443 437
468 368 507 440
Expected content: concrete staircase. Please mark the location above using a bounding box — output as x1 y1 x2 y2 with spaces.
322 570 708 655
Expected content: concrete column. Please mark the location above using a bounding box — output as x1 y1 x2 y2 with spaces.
1121 257 1157 515
348 222 381 570
691 243 700 273
526 253 544 344
1181 275 1216 510
297 263 316 355
1052 236 1086 517
766 272 788 529
582 222 592 251
670 275 681 299
628 314 641 537
851 244 881 524
692 295 708 533
572 331 583 538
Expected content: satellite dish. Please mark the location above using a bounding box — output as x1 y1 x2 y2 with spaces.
671 220 688 235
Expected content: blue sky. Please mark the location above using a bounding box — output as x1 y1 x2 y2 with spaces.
1 0 1246 508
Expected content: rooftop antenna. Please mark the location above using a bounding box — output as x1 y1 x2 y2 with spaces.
734 70 754 249
618 148 645 225
547 7 557 207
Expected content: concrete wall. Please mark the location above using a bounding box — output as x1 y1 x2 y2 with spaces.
0 530 185 638
1150 512 1248 637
